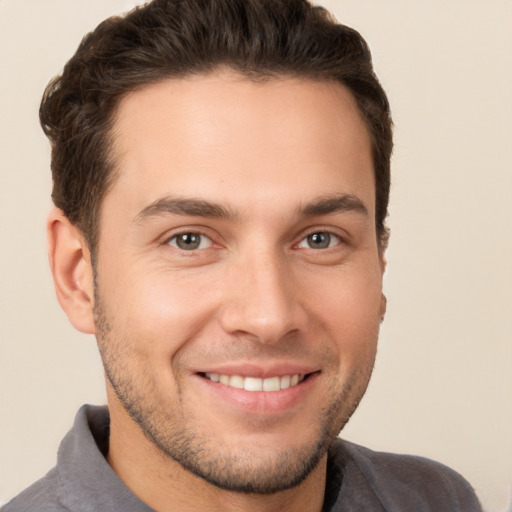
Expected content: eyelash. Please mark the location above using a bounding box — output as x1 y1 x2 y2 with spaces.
166 232 214 251
164 228 345 253
296 230 342 250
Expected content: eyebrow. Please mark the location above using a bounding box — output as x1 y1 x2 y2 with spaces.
298 194 368 218
133 197 236 224
133 193 368 224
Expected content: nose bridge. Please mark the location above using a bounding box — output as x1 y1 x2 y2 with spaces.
220 244 302 343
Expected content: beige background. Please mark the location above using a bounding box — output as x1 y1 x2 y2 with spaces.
1 1 511 510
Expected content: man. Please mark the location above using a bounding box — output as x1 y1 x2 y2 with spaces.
2 0 482 511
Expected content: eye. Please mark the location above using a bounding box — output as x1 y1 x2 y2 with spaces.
167 232 212 251
298 231 341 250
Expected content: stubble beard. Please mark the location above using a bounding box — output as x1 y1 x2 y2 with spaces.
93 293 376 495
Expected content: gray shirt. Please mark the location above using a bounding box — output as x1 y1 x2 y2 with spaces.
2 405 481 511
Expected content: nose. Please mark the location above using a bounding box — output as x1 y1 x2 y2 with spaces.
219 249 306 344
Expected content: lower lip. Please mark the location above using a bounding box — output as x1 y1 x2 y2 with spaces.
193 373 319 414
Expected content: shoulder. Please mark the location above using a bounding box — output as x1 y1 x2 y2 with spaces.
329 438 482 511
1 468 68 512
339 439 471 486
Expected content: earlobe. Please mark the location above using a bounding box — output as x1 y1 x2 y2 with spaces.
379 250 387 274
378 252 387 322
379 293 387 323
47 209 96 334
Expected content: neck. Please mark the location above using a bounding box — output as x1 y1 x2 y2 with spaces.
106 396 328 512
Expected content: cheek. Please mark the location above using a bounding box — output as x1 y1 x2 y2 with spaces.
301 262 382 323
108 269 222 355
300 263 382 356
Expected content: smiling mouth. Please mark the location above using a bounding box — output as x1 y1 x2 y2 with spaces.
201 372 311 392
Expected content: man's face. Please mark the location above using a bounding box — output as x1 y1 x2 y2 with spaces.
93 72 385 493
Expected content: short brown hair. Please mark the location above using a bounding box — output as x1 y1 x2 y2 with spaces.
40 0 392 252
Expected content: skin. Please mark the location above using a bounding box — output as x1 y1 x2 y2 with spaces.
48 71 386 512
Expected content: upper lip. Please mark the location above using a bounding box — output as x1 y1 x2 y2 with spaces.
193 362 320 378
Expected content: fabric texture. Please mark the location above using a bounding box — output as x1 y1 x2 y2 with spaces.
2 405 482 511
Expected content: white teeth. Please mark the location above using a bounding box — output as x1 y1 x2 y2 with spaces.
229 375 244 389
263 376 280 391
280 375 291 389
204 373 306 391
244 377 263 391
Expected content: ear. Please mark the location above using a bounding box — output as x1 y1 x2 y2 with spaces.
378 251 387 321
47 208 96 334
379 293 387 322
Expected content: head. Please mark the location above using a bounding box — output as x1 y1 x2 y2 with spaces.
41 0 392 257
44 0 392 502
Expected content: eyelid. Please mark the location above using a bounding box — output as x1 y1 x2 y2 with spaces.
294 227 347 248
160 226 219 249
297 231 341 250
167 232 213 250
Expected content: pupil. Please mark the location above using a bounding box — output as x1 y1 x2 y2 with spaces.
178 233 200 250
308 232 330 249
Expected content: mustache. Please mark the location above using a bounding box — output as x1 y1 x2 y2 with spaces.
175 335 338 368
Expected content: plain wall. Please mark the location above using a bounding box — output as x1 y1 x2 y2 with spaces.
1 1 511 510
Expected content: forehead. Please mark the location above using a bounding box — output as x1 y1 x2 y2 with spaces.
107 72 374 218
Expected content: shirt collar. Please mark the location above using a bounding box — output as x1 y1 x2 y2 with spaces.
56 404 154 512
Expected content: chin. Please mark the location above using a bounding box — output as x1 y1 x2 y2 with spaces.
167 430 331 495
